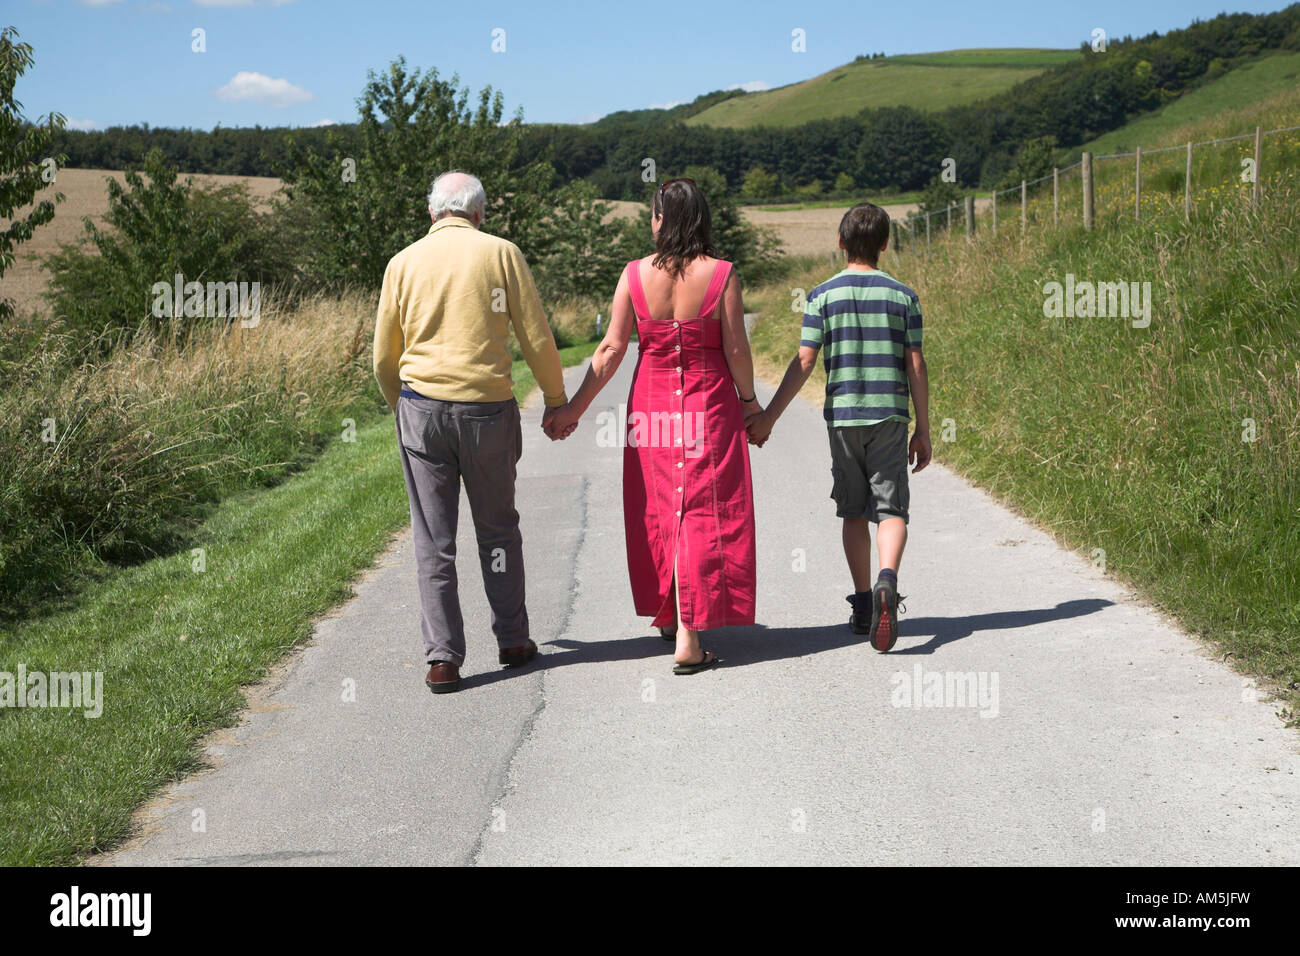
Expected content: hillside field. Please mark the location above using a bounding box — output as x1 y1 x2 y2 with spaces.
685 48 1079 128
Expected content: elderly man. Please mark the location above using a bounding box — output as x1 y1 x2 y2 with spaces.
374 171 567 695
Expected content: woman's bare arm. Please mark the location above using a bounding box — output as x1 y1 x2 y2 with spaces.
718 270 759 409
568 265 636 416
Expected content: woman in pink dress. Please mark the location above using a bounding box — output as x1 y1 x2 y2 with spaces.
546 179 760 674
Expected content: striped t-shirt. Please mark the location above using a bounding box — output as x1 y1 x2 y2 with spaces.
800 268 923 427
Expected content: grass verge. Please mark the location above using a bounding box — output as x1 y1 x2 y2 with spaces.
0 414 409 865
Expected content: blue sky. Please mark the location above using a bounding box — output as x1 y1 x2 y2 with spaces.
9 0 1297 129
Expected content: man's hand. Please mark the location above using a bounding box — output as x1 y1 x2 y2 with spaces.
542 404 579 441
909 429 931 473
745 408 773 448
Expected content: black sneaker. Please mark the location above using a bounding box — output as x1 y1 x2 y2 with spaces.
846 593 872 634
870 580 905 652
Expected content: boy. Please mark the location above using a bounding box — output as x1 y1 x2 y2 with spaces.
745 202 930 651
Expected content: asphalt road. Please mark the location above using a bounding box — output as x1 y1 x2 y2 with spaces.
101 342 1300 866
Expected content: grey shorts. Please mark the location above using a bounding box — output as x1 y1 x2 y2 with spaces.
827 420 910 523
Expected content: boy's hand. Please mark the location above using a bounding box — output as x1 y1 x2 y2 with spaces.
909 429 931 473
745 409 773 448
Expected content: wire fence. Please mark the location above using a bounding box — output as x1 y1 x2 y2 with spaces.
893 123 1300 253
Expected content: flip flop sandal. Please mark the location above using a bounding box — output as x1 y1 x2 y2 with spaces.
659 625 678 641
672 650 720 675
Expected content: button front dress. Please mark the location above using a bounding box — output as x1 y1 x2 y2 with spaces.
621 258 757 630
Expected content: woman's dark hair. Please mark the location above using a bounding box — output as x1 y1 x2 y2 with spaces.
651 179 716 279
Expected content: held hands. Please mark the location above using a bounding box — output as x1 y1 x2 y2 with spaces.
542 403 580 441
743 400 772 448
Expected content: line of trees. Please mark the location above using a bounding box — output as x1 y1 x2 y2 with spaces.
43 6 1300 201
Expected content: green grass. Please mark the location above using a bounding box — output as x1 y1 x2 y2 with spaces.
686 48 1078 129
1080 51 1300 157
0 412 410 865
0 344 593 865
887 49 1081 69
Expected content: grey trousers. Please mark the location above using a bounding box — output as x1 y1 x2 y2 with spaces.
395 391 529 665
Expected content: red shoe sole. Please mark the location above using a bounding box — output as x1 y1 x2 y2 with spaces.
874 601 896 652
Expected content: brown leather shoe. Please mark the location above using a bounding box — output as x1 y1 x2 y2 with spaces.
498 640 538 667
425 661 460 694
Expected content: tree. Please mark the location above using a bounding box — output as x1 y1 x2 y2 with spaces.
529 180 639 301
856 106 949 192
278 57 555 290
907 176 965 233
740 166 781 201
44 149 294 341
0 27 65 322
999 135 1061 189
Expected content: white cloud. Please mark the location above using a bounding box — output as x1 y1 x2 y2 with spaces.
78 0 124 6
726 81 772 93
214 71 313 107
309 118 338 127
570 112 602 124
194 1 297 6
66 118 105 131
647 100 684 111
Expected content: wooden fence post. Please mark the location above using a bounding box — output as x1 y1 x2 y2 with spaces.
992 193 998 234
964 195 975 240
926 212 931 247
1053 168 1059 225
1184 141 1193 220
947 203 952 231
1135 147 1142 220
1082 152 1094 230
1020 180 1027 235
1253 126 1262 206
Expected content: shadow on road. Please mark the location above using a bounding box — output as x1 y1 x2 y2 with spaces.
456 597 1114 688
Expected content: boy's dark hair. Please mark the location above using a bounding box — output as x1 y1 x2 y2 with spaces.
838 202 890 264
652 179 716 280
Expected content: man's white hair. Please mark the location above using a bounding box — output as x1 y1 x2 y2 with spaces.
428 171 487 219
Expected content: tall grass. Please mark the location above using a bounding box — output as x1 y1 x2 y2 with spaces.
0 291 382 619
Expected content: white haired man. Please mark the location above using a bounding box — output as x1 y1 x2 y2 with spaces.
374 171 567 695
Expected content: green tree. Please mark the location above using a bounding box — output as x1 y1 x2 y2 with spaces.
45 148 294 341
856 106 949 192
529 179 639 301
1 27 65 322
740 166 781 202
999 135 1061 189
278 57 555 290
907 176 965 233
795 179 824 200
833 172 856 195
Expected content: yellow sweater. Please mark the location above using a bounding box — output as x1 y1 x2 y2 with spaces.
373 217 567 409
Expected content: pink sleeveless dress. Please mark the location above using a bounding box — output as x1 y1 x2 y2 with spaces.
622 257 757 630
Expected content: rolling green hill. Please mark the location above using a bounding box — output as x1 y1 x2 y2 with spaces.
1078 50 1300 156
684 48 1079 129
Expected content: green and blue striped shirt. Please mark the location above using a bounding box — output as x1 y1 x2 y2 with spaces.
800 268 923 427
